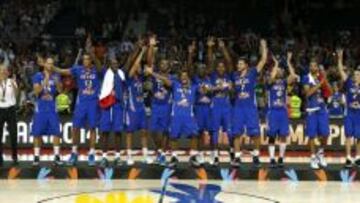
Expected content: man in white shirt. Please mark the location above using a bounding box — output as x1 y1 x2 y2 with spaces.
0 65 18 166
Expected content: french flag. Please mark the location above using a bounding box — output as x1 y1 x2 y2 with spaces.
99 68 125 109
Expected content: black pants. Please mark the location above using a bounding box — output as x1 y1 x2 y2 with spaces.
0 106 18 163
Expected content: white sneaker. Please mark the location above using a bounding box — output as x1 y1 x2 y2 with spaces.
198 153 205 165
310 157 320 169
127 156 134 166
144 156 154 164
317 154 327 168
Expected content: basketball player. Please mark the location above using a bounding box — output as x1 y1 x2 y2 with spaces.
337 49 360 168
32 57 63 166
302 58 330 169
146 67 202 168
231 39 268 168
266 52 298 168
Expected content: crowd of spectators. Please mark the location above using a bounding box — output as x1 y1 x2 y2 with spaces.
0 0 359 119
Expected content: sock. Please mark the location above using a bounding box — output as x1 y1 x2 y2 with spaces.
171 151 177 157
157 149 163 155
317 148 324 155
235 152 242 158
279 143 286 158
252 149 260 157
268 145 275 160
88 148 95 155
53 146 60 156
102 152 107 159
356 155 360 160
190 150 198 156
213 150 219 157
72 145 78 154
142 147 148 157
127 149 132 157
34 147 40 157
115 152 120 158
347 155 353 161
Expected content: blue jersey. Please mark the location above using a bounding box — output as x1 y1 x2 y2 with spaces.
344 78 360 110
152 76 172 105
171 79 197 117
328 92 344 116
302 74 326 111
267 79 287 109
210 73 231 106
70 65 102 103
32 72 60 113
193 76 212 105
232 68 258 107
126 75 145 111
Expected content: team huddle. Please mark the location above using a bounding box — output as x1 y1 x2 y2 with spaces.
31 35 360 170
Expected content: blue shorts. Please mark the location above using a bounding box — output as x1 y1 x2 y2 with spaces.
194 105 211 132
266 108 289 137
72 100 99 129
231 106 260 137
31 111 61 136
345 109 360 138
305 109 329 138
125 107 147 133
211 104 231 133
169 114 198 139
149 103 171 133
99 102 124 133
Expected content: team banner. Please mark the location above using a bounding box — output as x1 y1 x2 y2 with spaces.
0 117 347 151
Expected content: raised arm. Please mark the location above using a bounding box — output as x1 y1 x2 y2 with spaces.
123 40 143 72
286 52 299 83
336 48 348 81
206 36 216 73
186 41 196 77
218 38 233 72
256 39 268 73
269 55 279 84
146 35 157 67
128 46 146 78
37 55 71 76
145 66 172 87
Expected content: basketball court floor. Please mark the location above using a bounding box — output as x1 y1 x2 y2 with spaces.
0 179 359 203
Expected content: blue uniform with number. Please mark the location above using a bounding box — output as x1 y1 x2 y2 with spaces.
169 79 198 139
266 79 289 137
125 75 147 132
193 76 212 132
303 74 329 138
344 78 360 138
328 92 344 118
150 76 172 133
231 68 260 137
71 65 102 129
31 72 61 136
210 73 232 144
99 69 125 133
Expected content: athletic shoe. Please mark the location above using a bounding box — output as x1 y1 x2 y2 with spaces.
88 154 96 167
345 159 353 169
252 156 261 168
190 155 202 168
33 156 40 166
53 155 63 166
317 153 327 168
277 157 284 168
67 153 78 166
155 153 166 166
198 153 206 165
354 159 360 168
269 158 277 168
310 157 320 169
99 157 109 168
168 156 179 168
231 157 241 168
126 156 135 166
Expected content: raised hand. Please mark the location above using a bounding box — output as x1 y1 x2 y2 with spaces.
260 39 267 49
188 40 196 53
287 51 293 62
218 38 225 49
336 48 343 58
207 36 215 47
149 35 157 46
